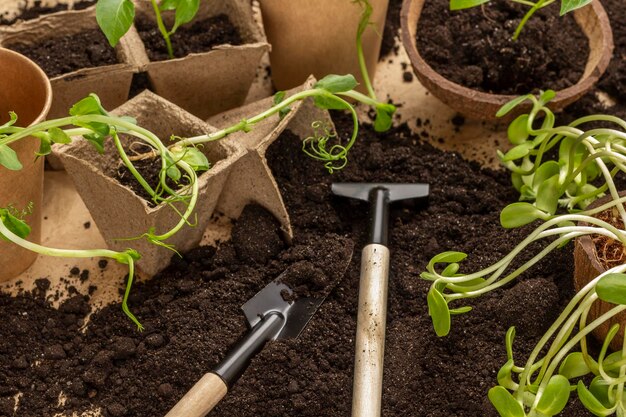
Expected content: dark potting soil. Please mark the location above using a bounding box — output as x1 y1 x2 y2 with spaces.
415 0 588 95
0 112 593 416
135 13 243 62
0 0 96 25
380 0 403 59
8 28 118 78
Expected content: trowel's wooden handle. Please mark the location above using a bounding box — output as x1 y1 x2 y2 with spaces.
352 243 390 417
165 373 228 417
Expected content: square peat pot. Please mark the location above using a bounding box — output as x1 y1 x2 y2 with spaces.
124 0 270 120
0 7 136 119
53 91 244 276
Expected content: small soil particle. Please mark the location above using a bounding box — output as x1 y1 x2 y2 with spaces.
9 29 119 78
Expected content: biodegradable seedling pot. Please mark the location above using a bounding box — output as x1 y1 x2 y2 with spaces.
123 0 269 120
53 91 244 276
574 191 626 350
401 0 614 120
208 77 333 241
0 7 135 119
0 48 52 281
258 0 389 92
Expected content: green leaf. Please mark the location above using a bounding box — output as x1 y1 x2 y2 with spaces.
441 263 460 277
560 0 594 15
427 286 451 337
450 0 490 9
96 0 135 47
374 103 396 132
500 202 547 228
559 352 592 379
597 273 626 305
532 161 560 192
507 114 530 145
505 327 516 361
170 147 210 172
170 0 200 33
84 133 106 154
0 210 31 239
315 74 358 93
488 386 526 417
166 165 181 182
273 91 291 119
589 376 612 408
539 90 556 105
577 381 614 417
427 251 468 271
159 0 178 11
36 137 52 157
496 95 532 118
535 375 570 415
49 127 71 144
70 94 108 117
0 144 22 170
535 174 559 214
314 95 350 110
497 359 519 391
0 111 18 132
501 142 533 162
449 306 472 315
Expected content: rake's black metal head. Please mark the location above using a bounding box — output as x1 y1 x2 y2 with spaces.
331 182 430 245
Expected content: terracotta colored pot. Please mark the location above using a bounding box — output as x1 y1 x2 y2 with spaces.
259 0 389 91
574 191 626 350
401 0 614 120
0 48 52 281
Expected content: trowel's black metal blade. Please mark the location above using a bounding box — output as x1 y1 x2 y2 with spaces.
331 182 430 202
242 280 324 341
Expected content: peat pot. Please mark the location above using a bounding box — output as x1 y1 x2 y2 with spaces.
259 0 389 91
401 0 614 120
574 191 626 351
0 48 52 281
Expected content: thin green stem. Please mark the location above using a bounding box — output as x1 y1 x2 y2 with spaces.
150 0 174 59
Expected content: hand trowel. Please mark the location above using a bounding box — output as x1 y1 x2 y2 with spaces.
165 237 354 417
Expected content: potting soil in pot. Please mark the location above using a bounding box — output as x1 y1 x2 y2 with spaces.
415 0 589 95
0 0 96 25
8 28 118 78
136 13 243 61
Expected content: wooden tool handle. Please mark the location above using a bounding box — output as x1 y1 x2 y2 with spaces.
352 243 390 417
165 373 228 417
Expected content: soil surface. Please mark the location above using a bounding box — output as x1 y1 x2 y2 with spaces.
0 1 95 25
415 0 588 95
136 13 243 61
8 28 119 78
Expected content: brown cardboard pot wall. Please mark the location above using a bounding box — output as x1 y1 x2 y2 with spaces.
574 191 626 351
53 91 244 276
208 76 333 242
0 7 135 119
0 48 52 281
259 0 389 91
401 0 614 121
126 0 269 121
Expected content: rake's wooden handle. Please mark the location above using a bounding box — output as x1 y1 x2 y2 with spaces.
352 243 390 417
165 373 228 417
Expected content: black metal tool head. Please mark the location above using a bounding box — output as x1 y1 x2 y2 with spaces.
331 182 430 245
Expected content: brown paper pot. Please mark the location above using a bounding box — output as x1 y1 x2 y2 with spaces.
259 0 389 91
208 76 333 241
0 7 136 119
401 0 614 120
574 191 626 351
53 91 244 276
0 48 52 281
124 0 269 120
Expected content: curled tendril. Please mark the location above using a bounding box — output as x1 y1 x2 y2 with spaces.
301 120 349 173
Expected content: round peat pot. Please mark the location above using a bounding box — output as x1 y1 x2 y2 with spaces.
574 191 626 351
400 0 614 121
259 0 389 91
0 48 52 281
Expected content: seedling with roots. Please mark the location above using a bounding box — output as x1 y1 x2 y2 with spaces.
422 92 626 416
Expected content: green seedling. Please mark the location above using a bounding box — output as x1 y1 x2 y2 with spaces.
96 0 199 59
421 92 626 415
450 0 595 40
